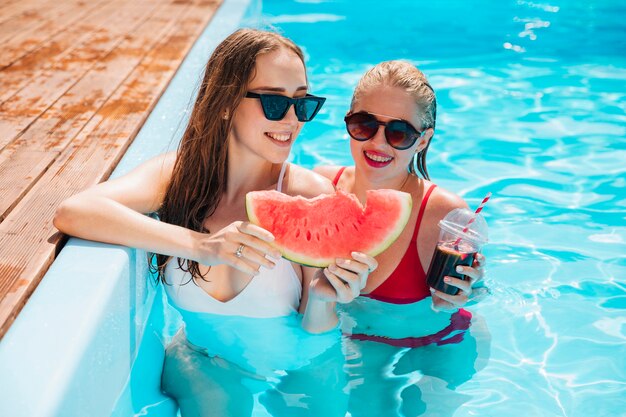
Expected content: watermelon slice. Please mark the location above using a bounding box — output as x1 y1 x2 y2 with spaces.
246 189 412 267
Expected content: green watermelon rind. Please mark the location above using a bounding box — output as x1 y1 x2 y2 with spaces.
358 191 413 258
246 191 413 268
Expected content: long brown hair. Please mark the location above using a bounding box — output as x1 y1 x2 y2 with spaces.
351 61 437 180
150 29 305 283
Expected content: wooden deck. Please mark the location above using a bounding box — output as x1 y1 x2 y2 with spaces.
0 0 223 338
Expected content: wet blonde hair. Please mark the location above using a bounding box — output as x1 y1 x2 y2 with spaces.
351 60 436 179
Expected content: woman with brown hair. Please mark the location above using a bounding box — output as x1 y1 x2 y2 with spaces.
54 29 375 416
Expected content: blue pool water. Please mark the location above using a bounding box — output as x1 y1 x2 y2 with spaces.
113 0 626 416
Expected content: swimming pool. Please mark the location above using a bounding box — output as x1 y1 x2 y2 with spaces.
269 0 626 416
1 0 624 416
131 0 626 415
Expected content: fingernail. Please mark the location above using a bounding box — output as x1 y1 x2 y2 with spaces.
444 277 451 282
336 258 346 264
456 266 463 273
429 287 435 293
351 251 363 258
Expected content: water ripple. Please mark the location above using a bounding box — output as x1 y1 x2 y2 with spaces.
260 1 626 415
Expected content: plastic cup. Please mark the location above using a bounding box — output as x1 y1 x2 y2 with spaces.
426 208 488 295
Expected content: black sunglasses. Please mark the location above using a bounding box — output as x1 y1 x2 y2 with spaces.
344 111 425 150
245 92 326 122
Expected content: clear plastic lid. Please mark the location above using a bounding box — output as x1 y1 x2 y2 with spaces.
438 208 489 247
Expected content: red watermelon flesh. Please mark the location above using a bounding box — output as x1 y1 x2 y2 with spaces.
246 189 412 267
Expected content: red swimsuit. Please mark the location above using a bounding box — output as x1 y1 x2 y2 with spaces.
365 184 436 304
332 167 472 346
332 166 436 304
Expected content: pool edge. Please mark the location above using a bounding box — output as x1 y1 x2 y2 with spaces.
0 1 253 416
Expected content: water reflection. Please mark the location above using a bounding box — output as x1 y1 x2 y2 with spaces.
158 297 491 417
161 310 348 416
339 298 492 417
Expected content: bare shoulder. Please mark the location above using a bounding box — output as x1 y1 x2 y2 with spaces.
312 165 343 181
425 182 469 219
160 150 178 168
73 151 178 214
144 151 178 198
140 151 177 180
286 164 334 198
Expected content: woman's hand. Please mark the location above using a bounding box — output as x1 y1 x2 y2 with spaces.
309 252 378 304
194 221 282 275
431 253 487 311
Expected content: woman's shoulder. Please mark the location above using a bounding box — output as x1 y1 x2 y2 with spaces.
130 151 177 175
423 180 469 216
134 151 177 186
313 165 355 190
286 164 334 198
312 165 344 181
162 151 178 166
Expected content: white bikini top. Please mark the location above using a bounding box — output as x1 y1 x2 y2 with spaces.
164 163 302 318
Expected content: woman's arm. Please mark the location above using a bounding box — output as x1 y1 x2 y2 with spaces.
286 165 373 332
53 152 199 258
419 186 487 310
285 165 339 331
299 267 338 332
300 252 377 333
54 152 279 273
312 165 343 181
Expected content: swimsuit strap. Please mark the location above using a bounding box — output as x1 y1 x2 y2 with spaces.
332 166 347 188
412 184 437 240
276 162 288 192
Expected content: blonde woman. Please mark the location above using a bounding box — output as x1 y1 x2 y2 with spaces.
315 61 489 416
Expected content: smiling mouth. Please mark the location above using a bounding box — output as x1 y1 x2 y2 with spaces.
364 150 393 164
265 132 292 143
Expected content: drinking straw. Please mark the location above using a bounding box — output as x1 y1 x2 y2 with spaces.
453 192 492 248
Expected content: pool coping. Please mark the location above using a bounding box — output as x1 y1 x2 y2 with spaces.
0 1 252 416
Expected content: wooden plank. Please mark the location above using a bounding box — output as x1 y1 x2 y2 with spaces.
0 5 116 103
0 0 57 26
0 0 23 14
0 0 222 338
0 1 153 103
0 0 187 221
0 150 57 222
0 1 190 220
0 1 161 151
0 1 29 21
0 0 108 69
0 0 79 45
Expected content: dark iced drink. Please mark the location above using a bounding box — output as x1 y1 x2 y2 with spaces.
426 208 488 296
426 241 475 295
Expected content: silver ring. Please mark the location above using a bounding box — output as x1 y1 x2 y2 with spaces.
235 244 245 258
